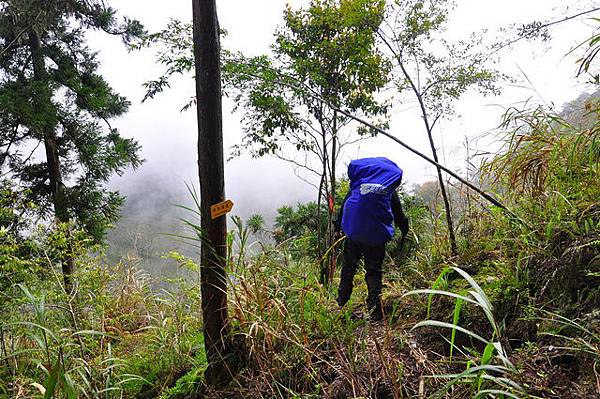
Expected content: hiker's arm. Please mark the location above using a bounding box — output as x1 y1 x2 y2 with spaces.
391 191 409 236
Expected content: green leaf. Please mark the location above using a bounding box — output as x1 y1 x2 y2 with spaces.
481 342 495 366
431 365 509 399
473 389 522 399
449 294 464 362
426 267 453 317
411 320 489 344
403 289 478 306
61 373 77 399
43 358 61 399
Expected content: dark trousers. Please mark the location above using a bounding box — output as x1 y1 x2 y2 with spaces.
337 238 386 311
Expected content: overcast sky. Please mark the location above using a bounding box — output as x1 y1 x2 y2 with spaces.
95 0 598 220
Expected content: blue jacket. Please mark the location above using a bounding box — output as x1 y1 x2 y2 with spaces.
340 157 404 246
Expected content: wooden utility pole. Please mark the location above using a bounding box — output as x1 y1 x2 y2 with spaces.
191 0 232 386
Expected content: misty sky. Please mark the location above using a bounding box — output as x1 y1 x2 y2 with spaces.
95 0 598 222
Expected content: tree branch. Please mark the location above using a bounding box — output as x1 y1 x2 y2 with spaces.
274 153 321 178
0 10 43 58
487 6 600 60
238 61 526 225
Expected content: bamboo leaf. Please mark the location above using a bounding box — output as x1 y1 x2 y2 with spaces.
431 365 508 399
426 267 452 317
43 358 61 399
411 320 489 344
450 294 464 362
403 289 478 306
473 389 522 399
5 322 58 342
481 342 495 365
61 373 77 399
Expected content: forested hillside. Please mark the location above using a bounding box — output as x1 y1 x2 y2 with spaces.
1 1 599 398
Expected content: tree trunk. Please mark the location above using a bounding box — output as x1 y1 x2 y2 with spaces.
317 172 326 284
318 117 330 285
330 112 337 205
29 29 75 290
425 127 458 256
326 112 338 284
191 0 232 387
412 92 458 257
389 51 458 257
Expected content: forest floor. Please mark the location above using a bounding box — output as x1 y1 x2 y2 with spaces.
307 298 600 399
194 288 599 399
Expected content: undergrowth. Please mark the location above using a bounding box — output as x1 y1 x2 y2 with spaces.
1 102 599 398
0 253 206 399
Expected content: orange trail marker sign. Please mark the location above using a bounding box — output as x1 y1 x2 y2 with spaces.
210 199 234 219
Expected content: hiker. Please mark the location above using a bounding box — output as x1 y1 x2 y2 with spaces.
334 157 409 321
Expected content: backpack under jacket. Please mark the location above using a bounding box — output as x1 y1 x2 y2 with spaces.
341 157 403 246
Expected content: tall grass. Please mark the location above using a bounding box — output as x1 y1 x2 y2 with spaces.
0 283 146 398
487 105 600 243
406 266 525 398
165 211 417 398
0 253 205 398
